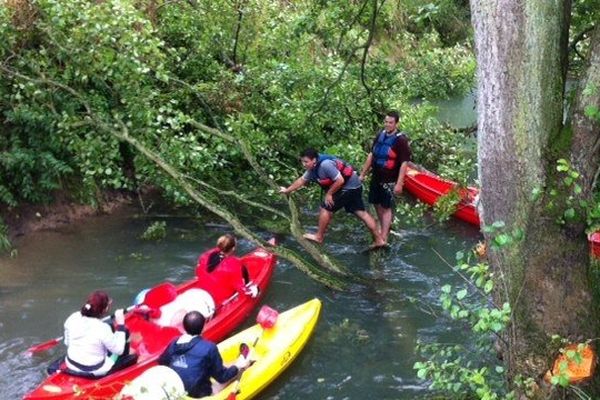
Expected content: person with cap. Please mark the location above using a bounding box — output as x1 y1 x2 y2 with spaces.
158 310 251 398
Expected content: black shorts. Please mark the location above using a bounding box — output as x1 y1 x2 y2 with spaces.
321 187 366 213
368 180 395 209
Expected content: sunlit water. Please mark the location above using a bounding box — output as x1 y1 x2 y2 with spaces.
0 203 480 399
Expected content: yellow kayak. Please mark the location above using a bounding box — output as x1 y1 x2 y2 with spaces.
120 298 322 400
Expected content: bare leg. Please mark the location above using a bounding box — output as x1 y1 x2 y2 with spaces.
354 210 386 246
375 204 393 243
303 208 333 243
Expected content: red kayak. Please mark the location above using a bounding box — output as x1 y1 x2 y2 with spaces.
24 245 277 400
404 164 600 258
404 163 481 226
589 232 600 258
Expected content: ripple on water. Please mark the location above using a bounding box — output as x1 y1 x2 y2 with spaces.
0 338 47 398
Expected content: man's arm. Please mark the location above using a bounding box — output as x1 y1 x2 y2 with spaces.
279 176 308 194
359 152 373 181
157 342 174 366
210 344 240 383
324 175 344 207
394 161 408 195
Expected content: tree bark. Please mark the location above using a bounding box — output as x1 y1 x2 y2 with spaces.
471 0 599 394
571 27 600 201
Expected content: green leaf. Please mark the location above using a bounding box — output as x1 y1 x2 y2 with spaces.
491 221 505 229
493 234 510 247
584 105 600 121
456 288 467 300
564 208 575 220
483 280 493 293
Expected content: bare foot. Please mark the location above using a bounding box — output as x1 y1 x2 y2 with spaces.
303 233 323 244
369 240 387 250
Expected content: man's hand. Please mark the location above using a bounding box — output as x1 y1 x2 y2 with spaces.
234 354 251 371
279 186 288 195
324 193 334 207
394 183 403 195
358 173 366 182
244 284 260 298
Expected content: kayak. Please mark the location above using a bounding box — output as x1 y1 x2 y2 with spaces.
404 164 600 258
404 163 481 226
119 298 322 400
24 245 277 400
589 232 600 259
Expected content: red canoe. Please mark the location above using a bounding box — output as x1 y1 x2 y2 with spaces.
404 163 481 226
404 164 600 258
24 245 277 400
589 232 600 258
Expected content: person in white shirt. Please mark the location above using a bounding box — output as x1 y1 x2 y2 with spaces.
63 290 137 376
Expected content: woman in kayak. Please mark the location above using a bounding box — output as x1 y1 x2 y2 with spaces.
196 234 259 303
62 290 137 377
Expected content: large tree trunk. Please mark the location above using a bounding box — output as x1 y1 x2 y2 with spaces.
471 1 599 395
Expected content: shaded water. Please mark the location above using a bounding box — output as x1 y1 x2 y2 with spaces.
0 205 480 399
435 89 477 129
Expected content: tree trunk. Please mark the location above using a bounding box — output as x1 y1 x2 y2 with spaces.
471 0 599 394
571 27 600 202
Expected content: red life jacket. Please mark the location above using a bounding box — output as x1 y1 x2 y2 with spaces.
316 154 354 189
195 247 223 279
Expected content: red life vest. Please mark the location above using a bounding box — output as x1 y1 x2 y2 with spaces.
316 154 354 189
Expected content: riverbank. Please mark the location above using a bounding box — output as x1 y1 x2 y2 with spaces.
1 190 136 245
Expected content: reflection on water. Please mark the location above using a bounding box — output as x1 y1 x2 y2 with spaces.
0 205 480 399
434 89 477 129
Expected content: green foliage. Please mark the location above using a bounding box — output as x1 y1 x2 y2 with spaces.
482 221 525 251
0 218 12 253
433 189 462 222
541 159 585 225
414 248 513 399
405 0 472 45
140 221 167 241
569 0 600 72
0 0 475 212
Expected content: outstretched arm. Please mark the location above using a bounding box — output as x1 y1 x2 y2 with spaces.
279 176 308 194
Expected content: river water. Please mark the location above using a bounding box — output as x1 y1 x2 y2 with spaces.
0 205 480 399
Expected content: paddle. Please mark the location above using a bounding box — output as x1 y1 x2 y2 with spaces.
226 304 279 400
25 305 136 356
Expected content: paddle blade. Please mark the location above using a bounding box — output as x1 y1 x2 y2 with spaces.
256 305 278 329
26 337 61 355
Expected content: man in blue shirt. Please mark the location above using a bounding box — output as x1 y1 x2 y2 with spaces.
280 148 385 247
158 311 249 398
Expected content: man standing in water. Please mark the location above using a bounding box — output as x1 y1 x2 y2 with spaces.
280 148 385 248
359 111 411 243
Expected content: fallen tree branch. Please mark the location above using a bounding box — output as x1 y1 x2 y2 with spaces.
1 66 353 288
